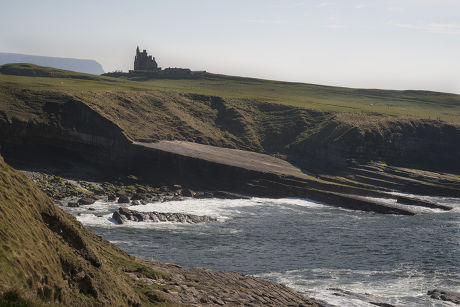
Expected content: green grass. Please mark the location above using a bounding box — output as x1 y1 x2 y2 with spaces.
1 63 459 124
0 155 176 306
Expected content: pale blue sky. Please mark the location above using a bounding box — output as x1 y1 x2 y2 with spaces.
1 0 460 93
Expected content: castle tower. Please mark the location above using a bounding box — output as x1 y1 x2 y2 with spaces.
134 46 158 71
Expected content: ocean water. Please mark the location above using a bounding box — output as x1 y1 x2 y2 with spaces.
60 194 460 306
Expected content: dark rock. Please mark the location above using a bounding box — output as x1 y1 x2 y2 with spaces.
112 207 217 224
118 195 130 203
107 195 116 201
131 193 146 201
213 191 250 199
88 208 95 211
78 197 96 205
427 289 460 304
182 189 196 197
150 195 162 202
67 202 79 207
328 288 395 307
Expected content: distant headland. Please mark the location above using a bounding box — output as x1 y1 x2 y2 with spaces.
104 46 206 79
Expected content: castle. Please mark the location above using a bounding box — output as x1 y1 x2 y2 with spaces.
104 46 205 79
134 46 159 71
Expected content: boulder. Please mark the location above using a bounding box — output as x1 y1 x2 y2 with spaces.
107 195 116 201
78 197 96 205
67 202 79 207
118 195 130 203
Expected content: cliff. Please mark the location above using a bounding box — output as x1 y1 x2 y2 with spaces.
0 64 459 201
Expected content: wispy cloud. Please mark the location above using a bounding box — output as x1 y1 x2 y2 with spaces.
393 22 460 34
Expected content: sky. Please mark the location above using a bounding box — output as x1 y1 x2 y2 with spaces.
1 0 460 93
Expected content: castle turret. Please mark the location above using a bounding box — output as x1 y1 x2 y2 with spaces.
134 47 158 71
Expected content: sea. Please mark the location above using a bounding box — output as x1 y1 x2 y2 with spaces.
59 193 460 306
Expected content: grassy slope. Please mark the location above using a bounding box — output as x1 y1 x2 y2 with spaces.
0 154 175 306
1 64 459 170
2 63 460 124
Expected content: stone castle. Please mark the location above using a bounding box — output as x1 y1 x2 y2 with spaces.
134 46 159 71
104 46 205 79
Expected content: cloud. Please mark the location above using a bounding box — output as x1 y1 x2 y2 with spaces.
393 22 460 34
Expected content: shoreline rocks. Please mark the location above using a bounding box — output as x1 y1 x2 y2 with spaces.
117 195 130 203
112 207 217 224
396 195 452 211
78 197 96 205
427 289 460 304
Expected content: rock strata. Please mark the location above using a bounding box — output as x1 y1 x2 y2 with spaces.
427 289 460 304
396 195 452 211
112 207 217 224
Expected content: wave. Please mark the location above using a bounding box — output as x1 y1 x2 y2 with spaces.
256 267 460 306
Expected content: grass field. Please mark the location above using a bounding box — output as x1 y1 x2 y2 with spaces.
1 63 460 124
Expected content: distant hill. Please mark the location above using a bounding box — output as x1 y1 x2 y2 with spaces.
0 52 104 74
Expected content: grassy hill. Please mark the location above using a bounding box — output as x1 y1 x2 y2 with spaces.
0 155 174 306
2 63 460 123
1 63 459 171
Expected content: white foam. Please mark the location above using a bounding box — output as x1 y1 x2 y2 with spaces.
359 196 450 214
128 197 327 219
390 192 460 212
256 268 460 306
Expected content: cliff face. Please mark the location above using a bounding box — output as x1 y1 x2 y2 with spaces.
289 114 460 170
1 85 458 173
0 65 459 176
0 88 132 168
